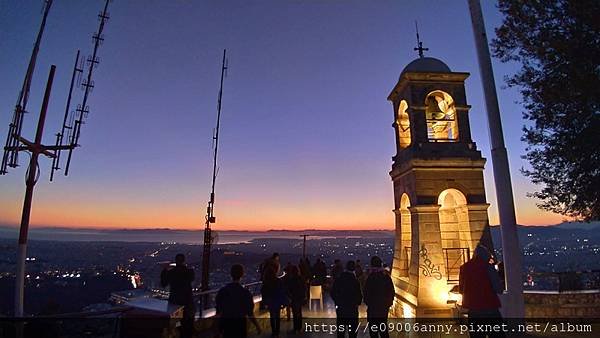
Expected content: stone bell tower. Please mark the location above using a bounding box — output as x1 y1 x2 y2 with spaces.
387 55 494 318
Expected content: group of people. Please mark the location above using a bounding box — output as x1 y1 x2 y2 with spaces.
330 256 395 338
257 253 395 338
259 253 306 337
159 244 505 338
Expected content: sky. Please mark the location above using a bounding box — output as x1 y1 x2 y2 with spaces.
0 0 564 231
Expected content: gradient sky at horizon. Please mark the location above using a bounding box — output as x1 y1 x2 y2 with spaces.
0 0 564 231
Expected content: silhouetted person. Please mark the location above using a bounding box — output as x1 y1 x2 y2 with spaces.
261 266 288 337
261 252 281 281
299 257 312 302
355 259 364 279
459 245 504 338
284 265 306 334
332 259 344 281
283 261 294 320
216 264 261 338
299 258 312 282
161 254 195 338
331 260 362 338
363 256 394 338
497 261 506 290
313 258 327 285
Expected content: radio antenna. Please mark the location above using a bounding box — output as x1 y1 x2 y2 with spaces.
1 0 112 316
1 0 53 174
62 0 111 176
201 49 228 303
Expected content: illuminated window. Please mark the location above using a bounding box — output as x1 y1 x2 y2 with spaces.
425 91 458 142
397 100 411 148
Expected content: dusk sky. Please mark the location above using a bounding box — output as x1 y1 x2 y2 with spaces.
0 0 564 231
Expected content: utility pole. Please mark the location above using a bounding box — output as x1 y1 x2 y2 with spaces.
300 234 311 258
201 50 228 305
467 0 525 318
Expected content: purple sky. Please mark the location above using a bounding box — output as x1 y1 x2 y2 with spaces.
0 0 562 230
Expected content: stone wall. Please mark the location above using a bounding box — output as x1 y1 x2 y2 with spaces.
525 290 600 318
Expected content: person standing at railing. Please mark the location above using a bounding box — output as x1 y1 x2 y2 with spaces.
331 260 362 338
261 265 289 338
363 256 394 338
161 253 195 338
216 264 261 338
260 252 281 281
284 265 306 334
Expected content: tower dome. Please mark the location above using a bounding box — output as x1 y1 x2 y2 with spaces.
400 57 451 78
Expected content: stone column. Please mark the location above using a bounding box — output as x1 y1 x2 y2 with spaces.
465 203 493 253
391 209 404 281
409 205 448 311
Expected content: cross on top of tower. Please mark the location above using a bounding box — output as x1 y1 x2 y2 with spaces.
414 21 429 58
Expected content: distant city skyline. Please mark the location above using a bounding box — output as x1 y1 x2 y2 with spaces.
0 0 564 231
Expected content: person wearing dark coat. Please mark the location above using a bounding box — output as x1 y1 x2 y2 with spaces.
160 254 195 338
284 265 306 333
332 259 344 281
313 258 328 285
459 245 505 338
216 264 261 338
330 260 362 338
299 258 312 283
363 256 395 338
261 266 288 337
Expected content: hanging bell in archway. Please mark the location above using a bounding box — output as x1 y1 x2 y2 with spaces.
426 96 446 120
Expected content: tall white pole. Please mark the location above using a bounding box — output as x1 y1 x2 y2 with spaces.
467 0 525 318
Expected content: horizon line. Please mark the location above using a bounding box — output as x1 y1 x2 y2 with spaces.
0 222 573 232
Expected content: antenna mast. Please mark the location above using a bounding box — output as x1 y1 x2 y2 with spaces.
2 0 112 317
201 50 228 300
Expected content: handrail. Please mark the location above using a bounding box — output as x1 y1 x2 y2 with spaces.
193 280 262 297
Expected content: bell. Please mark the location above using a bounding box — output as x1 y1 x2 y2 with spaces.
426 96 446 120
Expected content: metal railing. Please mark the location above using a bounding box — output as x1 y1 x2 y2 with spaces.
443 247 470 283
192 280 262 314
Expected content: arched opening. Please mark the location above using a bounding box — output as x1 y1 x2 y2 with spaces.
425 91 458 142
438 189 470 283
397 100 411 148
398 193 411 280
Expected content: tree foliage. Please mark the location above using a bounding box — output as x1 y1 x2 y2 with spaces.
492 0 600 221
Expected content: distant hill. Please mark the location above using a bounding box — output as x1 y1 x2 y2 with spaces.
0 226 394 244
554 221 600 230
490 221 600 250
1 221 598 245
